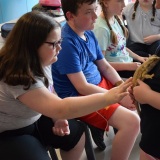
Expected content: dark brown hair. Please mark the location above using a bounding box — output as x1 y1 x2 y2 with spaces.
61 0 97 20
132 0 156 22
0 11 61 89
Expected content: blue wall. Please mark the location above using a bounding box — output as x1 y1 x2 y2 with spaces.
0 0 39 23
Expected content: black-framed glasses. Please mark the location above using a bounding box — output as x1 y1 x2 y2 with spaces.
45 38 63 48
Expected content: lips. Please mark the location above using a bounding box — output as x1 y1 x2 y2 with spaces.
55 52 59 57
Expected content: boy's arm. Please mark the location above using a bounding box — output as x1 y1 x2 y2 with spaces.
67 71 108 95
95 59 136 109
67 59 135 109
95 58 123 85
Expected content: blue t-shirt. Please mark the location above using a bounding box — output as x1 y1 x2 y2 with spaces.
52 23 104 98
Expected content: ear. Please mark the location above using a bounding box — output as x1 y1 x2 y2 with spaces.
66 11 75 21
103 1 108 7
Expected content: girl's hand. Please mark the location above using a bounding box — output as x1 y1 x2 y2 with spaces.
130 62 141 70
133 79 151 104
144 35 159 44
106 77 132 104
137 56 148 63
52 119 70 136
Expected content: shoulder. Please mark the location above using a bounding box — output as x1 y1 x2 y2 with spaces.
61 23 74 38
94 16 108 29
125 2 134 9
31 77 45 89
93 17 110 34
0 78 45 99
61 24 81 45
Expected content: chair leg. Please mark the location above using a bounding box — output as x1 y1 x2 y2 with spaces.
48 122 96 160
84 124 96 160
48 147 59 160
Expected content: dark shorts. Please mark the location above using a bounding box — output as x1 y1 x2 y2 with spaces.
127 40 160 57
36 116 85 151
118 70 135 78
0 116 85 160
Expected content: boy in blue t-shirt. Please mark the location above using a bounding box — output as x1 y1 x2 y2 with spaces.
52 0 140 158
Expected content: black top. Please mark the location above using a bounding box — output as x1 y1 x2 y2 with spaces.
139 61 160 158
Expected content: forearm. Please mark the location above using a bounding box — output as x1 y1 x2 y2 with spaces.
60 93 108 119
57 78 131 119
102 65 123 85
156 34 160 41
126 47 139 60
109 62 134 71
145 90 160 110
38 92 110 120
77 82 108 95
19 78 131 120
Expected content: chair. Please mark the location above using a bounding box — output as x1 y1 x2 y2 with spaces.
48 147 59 160
83 123 96 160
48 122 96 160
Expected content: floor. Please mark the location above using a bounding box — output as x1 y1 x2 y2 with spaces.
55 126 141 160
80 126 141 160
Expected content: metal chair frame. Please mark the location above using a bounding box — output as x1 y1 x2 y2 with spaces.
48 123 96 160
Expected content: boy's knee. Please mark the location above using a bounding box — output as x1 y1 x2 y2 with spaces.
128 112 140 132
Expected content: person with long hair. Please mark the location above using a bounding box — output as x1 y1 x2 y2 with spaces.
0 11 132 160
93 0 147 79
133 61 160 159
123 0 160 57
131 1 160 159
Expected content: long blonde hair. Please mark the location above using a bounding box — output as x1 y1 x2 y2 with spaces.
99 0 128 45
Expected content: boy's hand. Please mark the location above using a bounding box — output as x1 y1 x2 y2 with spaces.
137 56 148 63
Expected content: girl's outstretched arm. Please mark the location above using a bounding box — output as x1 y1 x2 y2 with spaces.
18 78 132 120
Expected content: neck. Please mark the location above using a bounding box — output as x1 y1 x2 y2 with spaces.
140 3 152 12
67 21 86 40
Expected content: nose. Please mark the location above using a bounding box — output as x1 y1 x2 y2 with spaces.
93 11 98 20
56 44 62 52
122 1 125 7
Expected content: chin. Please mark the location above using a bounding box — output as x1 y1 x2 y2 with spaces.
52 57 58 64
86 26 94 31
